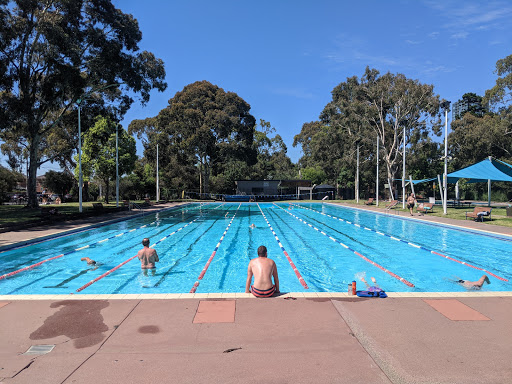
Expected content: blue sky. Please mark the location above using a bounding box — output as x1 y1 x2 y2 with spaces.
18 0 512 173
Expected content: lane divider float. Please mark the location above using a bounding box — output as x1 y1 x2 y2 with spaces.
190 203 242 293
274 203 414 287
257 204 309 289
0 203 221 282
75 214 209 293
292 203 508 282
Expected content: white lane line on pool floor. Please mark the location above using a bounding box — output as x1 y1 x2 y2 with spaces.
190 203 242 293
274 203 414 287
0 204 224 283
292 203 509 282
257 204 309 289
75 212 213 293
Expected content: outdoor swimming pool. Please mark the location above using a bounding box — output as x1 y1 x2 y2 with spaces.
0 202 510 295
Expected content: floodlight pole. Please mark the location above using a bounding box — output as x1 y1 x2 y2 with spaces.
77 100 83 213
116 125 119 208
442 101 451 215
356 142 359 203
376 135 379 207
402 125 406 209
156 144 160 202
76 83 121 213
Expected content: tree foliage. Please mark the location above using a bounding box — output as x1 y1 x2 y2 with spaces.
42 170 75 197
78 116 136 203
449 112 512 169
0 0 166 207
130 81 257 194
485 54 512 107
294 68 442 198
0 165 21 203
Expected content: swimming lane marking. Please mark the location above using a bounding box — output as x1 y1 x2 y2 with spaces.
292 203 508 282
257 204 309 289
274 203 414 287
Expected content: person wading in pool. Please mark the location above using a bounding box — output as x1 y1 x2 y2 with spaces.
137 238 159 276
245 245 280 297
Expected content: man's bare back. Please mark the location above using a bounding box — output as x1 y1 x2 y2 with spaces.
245 245 279 297
137 238 159 270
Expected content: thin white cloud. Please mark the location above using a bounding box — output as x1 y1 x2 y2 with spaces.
428 32 440 39
271 87 314 100
423 0 512 36
451 31 468 39
405 39 421 45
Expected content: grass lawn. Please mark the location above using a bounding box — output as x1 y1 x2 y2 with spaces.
334 199 512 228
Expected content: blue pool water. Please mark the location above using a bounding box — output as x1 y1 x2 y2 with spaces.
0 202 511 295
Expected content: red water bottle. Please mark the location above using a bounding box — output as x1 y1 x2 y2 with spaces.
352 280 357 296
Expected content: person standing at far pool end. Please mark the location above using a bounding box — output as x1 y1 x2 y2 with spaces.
407 193 416 216
137 238 159 276
245 245 280 297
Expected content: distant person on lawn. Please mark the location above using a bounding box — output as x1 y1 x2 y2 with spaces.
245 245 280 297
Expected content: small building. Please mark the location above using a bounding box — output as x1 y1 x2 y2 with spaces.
235 179 312 198
314 184 336 200
235 180 280 196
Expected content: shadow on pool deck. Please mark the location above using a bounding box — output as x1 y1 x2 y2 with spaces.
0 296 511 383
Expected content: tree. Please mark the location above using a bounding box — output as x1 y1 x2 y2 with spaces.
0 1 167 207
131 81 257 194
301 166 326 185
0 166 20 203
43 170 75 197
249 120 296 181
358 67 442 187
454 93 488 119
79 116 136 203
485 54 512 107
449 113 512 168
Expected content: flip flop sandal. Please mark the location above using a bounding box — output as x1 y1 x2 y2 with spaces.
284 297 297 300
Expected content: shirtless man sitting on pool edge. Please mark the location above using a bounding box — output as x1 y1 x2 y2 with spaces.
245 245 280 297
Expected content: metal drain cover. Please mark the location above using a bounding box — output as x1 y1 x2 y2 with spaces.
24 345 55 355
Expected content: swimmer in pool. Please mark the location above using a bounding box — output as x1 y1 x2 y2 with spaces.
81 257 96 265
249 223 256 228
245 245 280 298
137 238 159 276
359 276 383 292
456 275 490 290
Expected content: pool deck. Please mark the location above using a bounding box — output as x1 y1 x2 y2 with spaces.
1 201 511 383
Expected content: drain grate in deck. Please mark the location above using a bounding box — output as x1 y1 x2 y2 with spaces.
24 345 55 355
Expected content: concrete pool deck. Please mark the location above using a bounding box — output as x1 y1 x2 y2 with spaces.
0 201 511 383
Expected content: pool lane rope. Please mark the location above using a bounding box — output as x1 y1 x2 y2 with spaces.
274 203 414 287
257 203 309 289
75 204 228 293
0 204 217 281
292 203 509 282
190 203 242 293
0 203 224 282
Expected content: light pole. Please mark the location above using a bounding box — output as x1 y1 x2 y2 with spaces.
441 101 451 215
77 99 83 213
116 124 119 208
402 125 406 209
156 143 160 202
376 135 379 206
75 83 121 213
